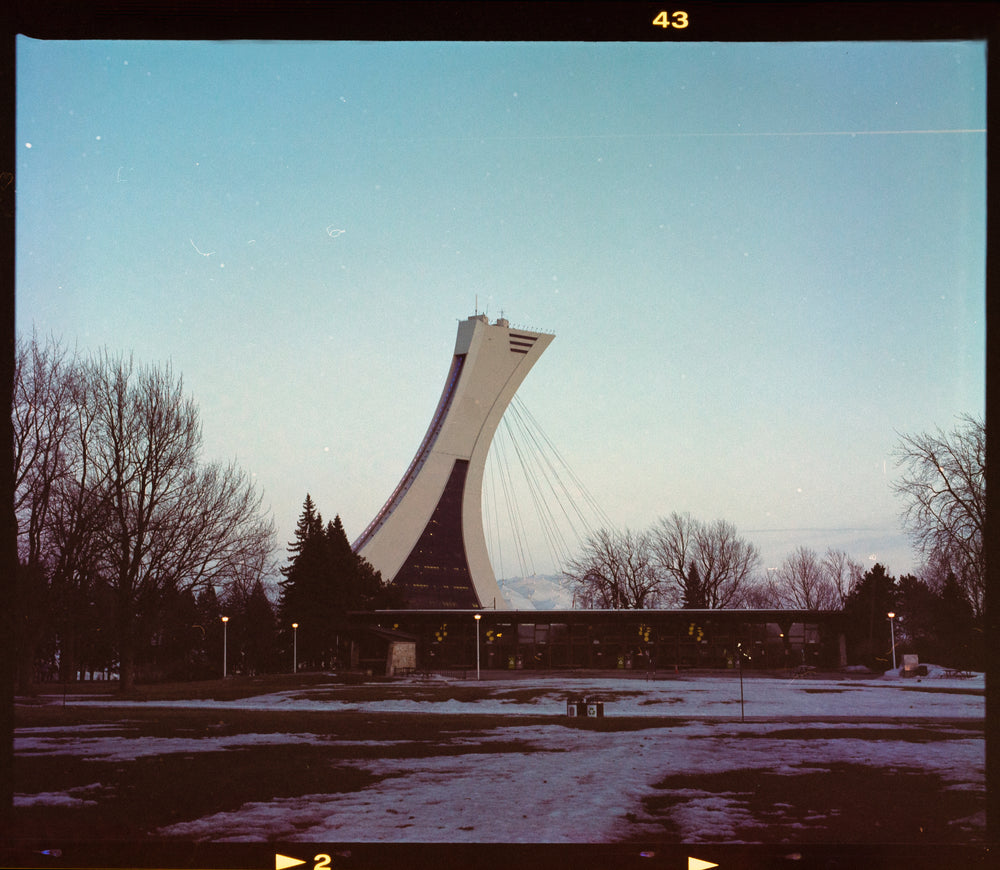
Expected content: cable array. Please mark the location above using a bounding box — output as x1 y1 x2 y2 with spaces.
484 395 611 582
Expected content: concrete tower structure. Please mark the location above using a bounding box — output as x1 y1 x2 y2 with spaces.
353 314 554 609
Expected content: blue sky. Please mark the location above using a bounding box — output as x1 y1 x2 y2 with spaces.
16 39 985 580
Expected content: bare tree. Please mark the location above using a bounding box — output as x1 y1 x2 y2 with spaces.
563 527 662 609
12 335 81 690
772 546 840 610
46 362 114 681
647 512 697 606
85 351 275 691
13 334 77 568
893 414 984 618
742 575 780 608
650 513 760 608
822 547 863 607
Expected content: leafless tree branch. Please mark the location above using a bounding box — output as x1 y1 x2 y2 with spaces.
893 415 984 617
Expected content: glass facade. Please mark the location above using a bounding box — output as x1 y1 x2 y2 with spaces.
392 460 479 609
361 610 843 673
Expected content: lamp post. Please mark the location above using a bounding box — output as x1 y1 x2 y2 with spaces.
474 613 481 681
737 642 745 723
221 615 229 678
292 623 298 674
887 612 897 671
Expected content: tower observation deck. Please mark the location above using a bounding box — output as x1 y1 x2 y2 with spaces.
352 314 554 609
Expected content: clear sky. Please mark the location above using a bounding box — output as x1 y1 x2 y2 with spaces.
16 38 985 582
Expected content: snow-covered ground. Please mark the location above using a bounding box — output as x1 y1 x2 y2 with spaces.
24 666 984 720
14 668 986 843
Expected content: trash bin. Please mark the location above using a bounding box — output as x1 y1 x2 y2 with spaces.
586 698 604 718
566 697 587 717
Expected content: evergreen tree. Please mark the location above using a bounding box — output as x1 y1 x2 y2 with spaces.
237 580 278 675
936 572 980 670
285 494 324 562
279 496 391 670
682 563 707 609
326 515 384 611
278 496 331 669
842 563 897 670
155 586 201 681
862 570 981 671
894 574 941 662
196 586 223 678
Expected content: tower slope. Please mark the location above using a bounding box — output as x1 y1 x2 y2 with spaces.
354 314 554 609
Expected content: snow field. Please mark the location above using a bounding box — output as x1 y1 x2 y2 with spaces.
150 721 984 842
15 670 986 843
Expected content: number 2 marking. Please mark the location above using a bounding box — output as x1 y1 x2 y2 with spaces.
314 856 331 870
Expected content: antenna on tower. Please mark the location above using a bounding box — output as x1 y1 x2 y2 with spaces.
475 294 478 316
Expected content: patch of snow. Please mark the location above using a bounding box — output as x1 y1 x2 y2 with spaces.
15 783 104 808
15 731 324 761
665 793 758 842
881 663 983 681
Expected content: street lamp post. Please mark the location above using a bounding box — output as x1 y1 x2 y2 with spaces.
887 612 897 671
292 623 298 674
474 613 481 681
221 615 229 678
737 642 745 723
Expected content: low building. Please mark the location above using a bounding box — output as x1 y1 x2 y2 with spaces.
348 609 847 672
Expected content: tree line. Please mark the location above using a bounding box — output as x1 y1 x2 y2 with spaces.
563 514 861 611
14 334 275 692
13 335 404 691
563 415 985 670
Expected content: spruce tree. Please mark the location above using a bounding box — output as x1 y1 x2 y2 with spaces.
280 497 395 671
682 563 707 609
937 572 978 669
241 580 277 675
279 495 332 669
843 564 897 670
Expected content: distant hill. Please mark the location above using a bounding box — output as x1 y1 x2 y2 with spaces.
497 573 574 610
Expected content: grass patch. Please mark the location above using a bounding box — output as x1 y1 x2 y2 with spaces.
14 746 383 839
20 673 340 702
730 725 984 742
835 682 984 697
641 763 983 844
15 705 564 738
892 685 985 697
